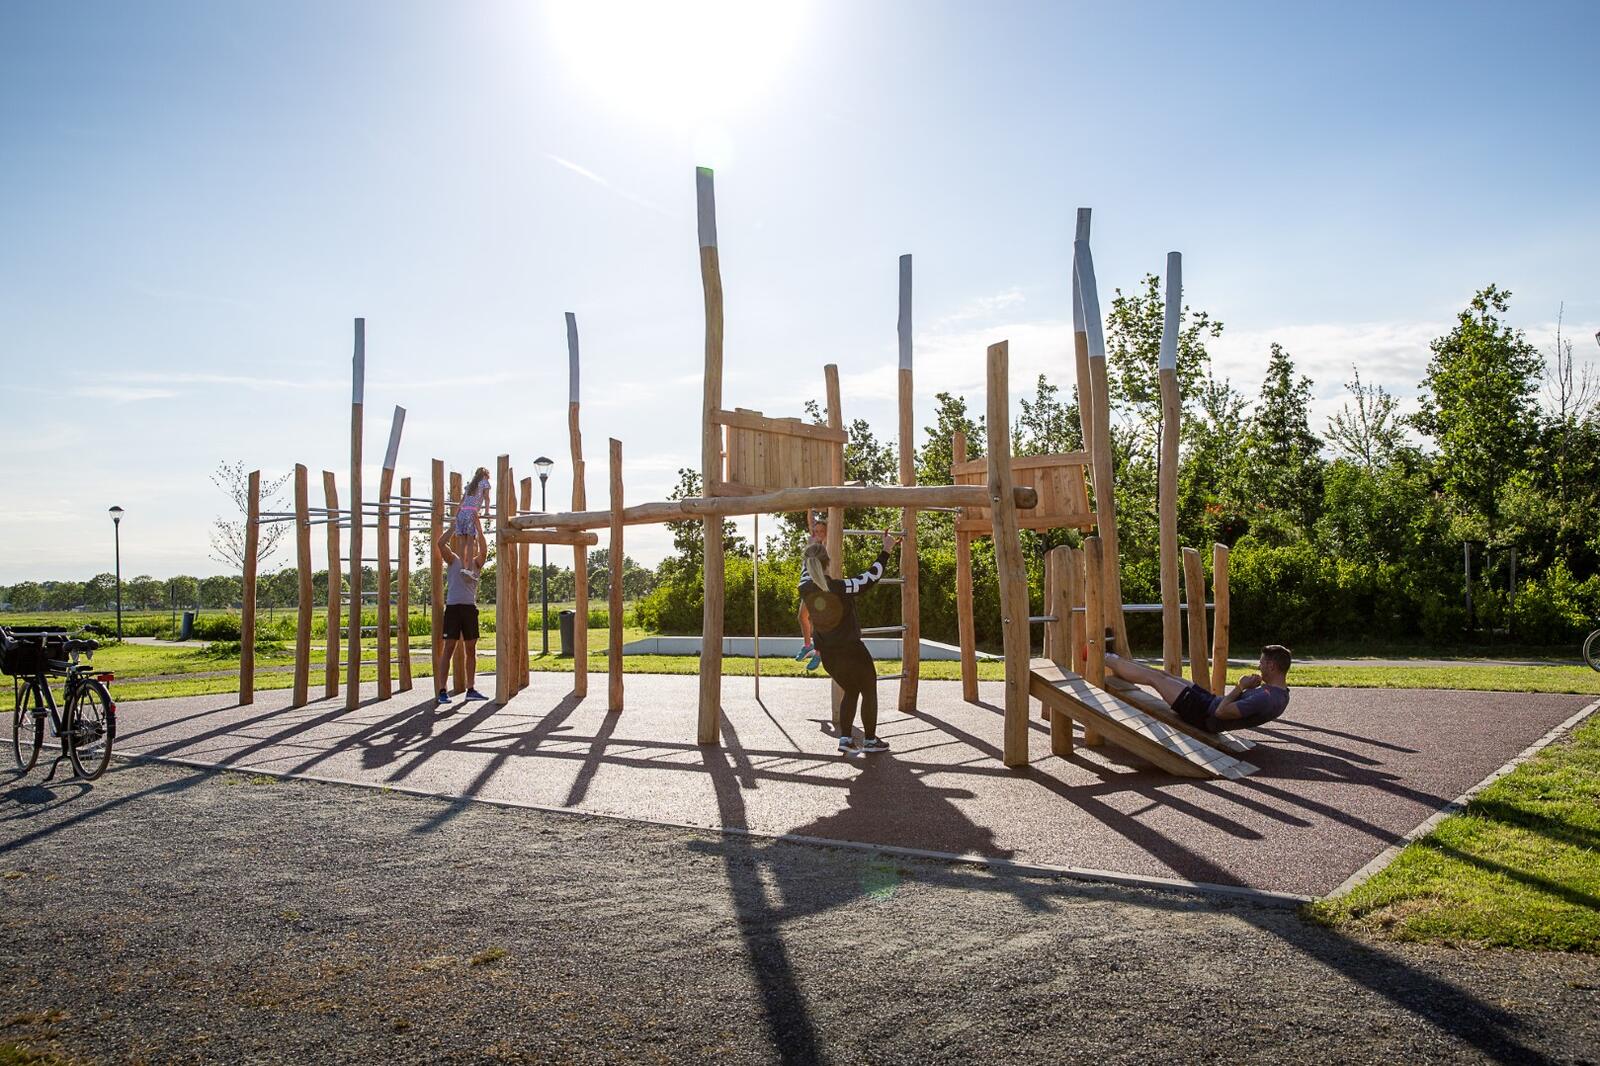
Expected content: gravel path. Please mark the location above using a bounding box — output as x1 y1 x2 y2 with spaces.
3 760 1597 1065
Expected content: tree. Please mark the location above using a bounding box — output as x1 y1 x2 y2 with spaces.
1242 343 1324 530
7 581 43 611
1015 374 1080 456
659 468 747 577
200 575 240 608
83 572 118 611
127 574 164 610
1327 367 1406 468
1413 285 1543 540
1178 371 1251 544
166 575 200 607
210 461 292 575
916 391 983 488
1105 272 1223 447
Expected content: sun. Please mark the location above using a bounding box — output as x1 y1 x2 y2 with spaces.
545 0 809 126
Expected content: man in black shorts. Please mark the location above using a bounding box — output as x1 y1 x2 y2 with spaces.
436 524 486 704
1104 645 1292 733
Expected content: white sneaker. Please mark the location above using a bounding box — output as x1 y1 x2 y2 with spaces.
837 736 858 754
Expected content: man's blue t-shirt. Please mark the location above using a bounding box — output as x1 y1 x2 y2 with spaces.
1208 684 1290 727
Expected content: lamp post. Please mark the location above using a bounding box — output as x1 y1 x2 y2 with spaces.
534 456 554 655
108 506 124 639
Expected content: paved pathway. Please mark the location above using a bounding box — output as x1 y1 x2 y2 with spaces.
110 674 1595 897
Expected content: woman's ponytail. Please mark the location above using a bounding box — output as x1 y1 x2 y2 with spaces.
802 543 830 593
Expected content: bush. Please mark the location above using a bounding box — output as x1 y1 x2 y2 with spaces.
1510 563 1598 644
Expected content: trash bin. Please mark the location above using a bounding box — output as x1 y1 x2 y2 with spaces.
558 610 577 658
179 610 196 641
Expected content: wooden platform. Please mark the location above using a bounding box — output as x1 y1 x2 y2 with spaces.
1101 676 1256 755
1029 659 1257 780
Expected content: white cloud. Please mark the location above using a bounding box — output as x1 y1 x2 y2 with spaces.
73 385 179 404
543 153 672 217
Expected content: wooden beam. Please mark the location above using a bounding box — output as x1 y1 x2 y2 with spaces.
292 464 312 707
986 341 1031 769
398 476 412 692
897 253 919 712
949 452 1091 477
1081 535 1105 746
239 469 260 706
1072 209 1096 499
518 476 532 694
677 483 1036 518
609 438 624 712
1046 544 1072 755
567 313 589 699
825 362 845 731
494 454 512 705
1066 545 1085 675
429 460 444 696
346 319 364 710
323 470 341 699
449 471 467 693
1159 252 1184 676
710 407 848 443
1183 546 1210 689
696 167 723 745
376 466 394 701
1210 543 1231 695
954 430 977 703
501 529 602 547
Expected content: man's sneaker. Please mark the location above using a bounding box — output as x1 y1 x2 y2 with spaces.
805 654 822 672
793 644 813 662
464 688 486 701
437 690 450 705
861 736 891 754
837 735 858 754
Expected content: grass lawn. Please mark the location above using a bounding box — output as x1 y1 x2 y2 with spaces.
1309 709 1600 952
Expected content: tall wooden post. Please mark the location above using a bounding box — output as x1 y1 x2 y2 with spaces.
567 312 589 700
398 475 413 692
449 471 468 692
1183 546 1210 689
376 407 404 702
1071 213 1096 474
953 430 978 703
1158 251 1184 676
430 460 444 694
1040 547 1059 719
345 318 364 711
1082 536 1105 747
1210 543 1231 695
518 477 533 693
1074 219 1130 657
1047 544 1073 755
323 471 341 699
824 363 846 730
897 253 921 710
239 469 260 706
696 167 725 745
494 454 513 704
608 438 625 712
1068 546 1086 675
292 463 312 707
987 342 1031 768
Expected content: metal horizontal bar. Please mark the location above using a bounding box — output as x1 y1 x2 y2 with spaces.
860 625 906 636
1118 603 1214 614
878 577 904 585
877 673 905 681
1027 615 1059 623
843 529 906 537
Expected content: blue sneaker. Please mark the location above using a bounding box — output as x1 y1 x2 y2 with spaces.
805 654 821 672
793 643 813 662
464 688 487 701
437 690 449 705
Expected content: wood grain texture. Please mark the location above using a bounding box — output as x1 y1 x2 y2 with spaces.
346 402 363 710
376 466 394 701
239 470 260 706
609 439 624 712
825 363 845 730
324 470 341 699
1159 366 1182 676
292 464 312 706
986 342 1031 769
1081 536 1105 747
697 242 724 744
1183 546 1210 689
953 431 977 703
398 476 413 692
493 454 512 704
429 460 444 697
1047 545 1073 756
1210 543 1231 696
898 366 920 711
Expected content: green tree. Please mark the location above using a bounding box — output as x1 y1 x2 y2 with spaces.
1105 271 1223 448
916 391 983 488
166 575 200 607
1015 374 1080 456
83 572 118 611
1326 367 1406 468
1242 343 1324 530
1413 285 1543 540
1178 371 1251 545
127 574 163 610
7 581 43 611
200 575 240 608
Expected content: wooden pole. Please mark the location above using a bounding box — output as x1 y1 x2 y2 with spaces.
398 476 412 692
568 312 589 701
986 341 1031 769
1040 546 1059 720
1074 222 1130 657
518 476 532 693
292 463 312 707
323 470 340 699
449 471 468 693
953 430 977 703
897 253 920 711
1082 535 1105 747
239 469 260 706
376 465 394 701
429 460 444 695
345 318 364 711
1067 546 1085 675
1159 251 1184 676
1210 543 1231 695
1047 544 1073 756
1071 211 1096 471
608 438 624 712
824 363 845 731
1183 546 1210 689
494 453 512 704
696 167 724 746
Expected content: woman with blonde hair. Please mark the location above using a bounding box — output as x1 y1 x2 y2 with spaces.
797 531 899 754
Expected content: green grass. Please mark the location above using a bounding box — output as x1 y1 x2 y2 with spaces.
1309 711 1600 953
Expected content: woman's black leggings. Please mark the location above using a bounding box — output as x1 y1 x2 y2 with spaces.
819 641 878 737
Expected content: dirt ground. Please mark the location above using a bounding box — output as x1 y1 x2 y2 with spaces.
3 761 1598 1065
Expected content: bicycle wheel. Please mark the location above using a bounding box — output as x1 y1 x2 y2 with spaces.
11 683 42 773
1585 629 1600 673
66 680 114 780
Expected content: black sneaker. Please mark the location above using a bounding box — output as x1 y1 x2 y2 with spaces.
837 736 858 754
438 690 450 705
860 737 890 754
464 688 487 701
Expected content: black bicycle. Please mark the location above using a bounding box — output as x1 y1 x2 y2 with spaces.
1586 626 1600 673
2 627 117 780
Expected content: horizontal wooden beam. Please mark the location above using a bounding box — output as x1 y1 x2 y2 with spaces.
510 500 685 532
951 451 1090 477
679 483 1038 517
500 529 602 547
712 408 847 443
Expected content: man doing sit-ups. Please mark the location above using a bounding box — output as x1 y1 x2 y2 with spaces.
1104 645 1292 733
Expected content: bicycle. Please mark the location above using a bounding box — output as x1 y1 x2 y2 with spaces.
1585 626 1600 673
2 627 117 780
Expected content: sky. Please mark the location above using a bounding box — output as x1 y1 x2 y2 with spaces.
2 0 1597 584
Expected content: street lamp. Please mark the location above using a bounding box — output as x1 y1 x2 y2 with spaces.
108 506 124 640
534 456 554 655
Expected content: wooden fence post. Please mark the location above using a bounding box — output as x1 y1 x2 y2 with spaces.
1082 536 1105 748
345 318 364 710
1159 252 1184 676
292 463 312 707
1047 544 1072 754
398 475 412 692
1183 546 1210 689
494 454 512 704
696 167 724 745
825 362 846 730
1210 543 1231 695
323 471 340 699
239 469 260 706
609 438 624 712
986 341 1031 769
897 253 920 711
449 471 468 693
